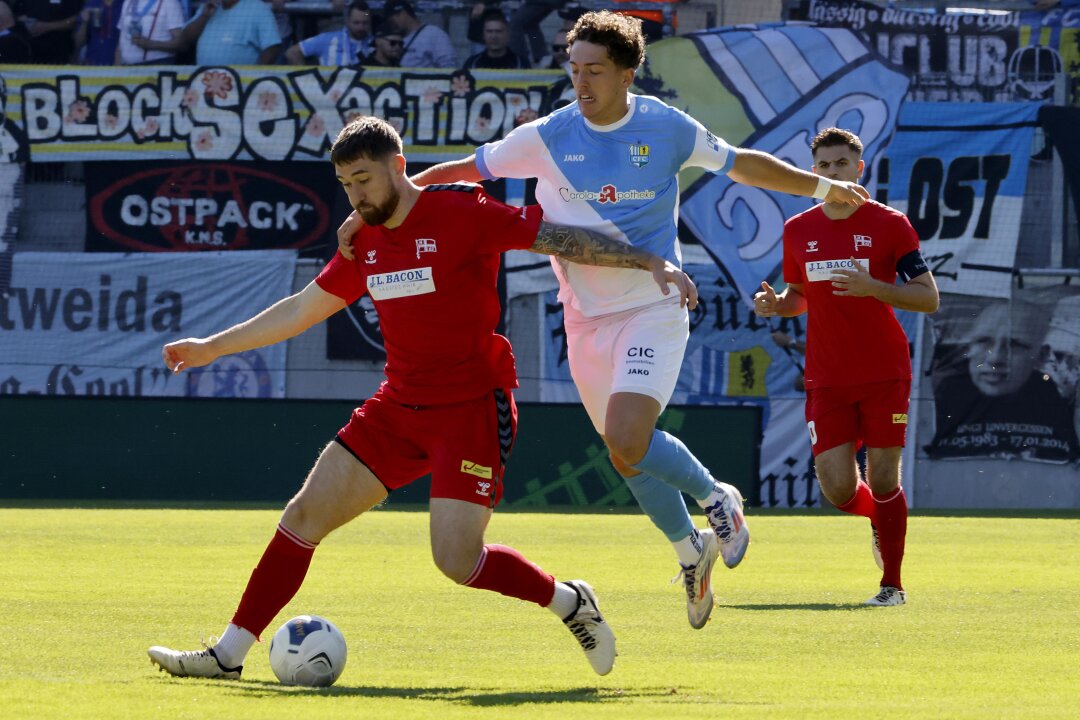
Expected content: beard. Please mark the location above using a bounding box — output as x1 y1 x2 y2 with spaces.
356 185 400 226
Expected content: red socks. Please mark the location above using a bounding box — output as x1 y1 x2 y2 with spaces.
835 480 875 519
873 486 907 590
462 544 556 607
231 524 317 638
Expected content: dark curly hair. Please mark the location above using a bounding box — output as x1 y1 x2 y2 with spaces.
567 11 645 70
811 127 863 157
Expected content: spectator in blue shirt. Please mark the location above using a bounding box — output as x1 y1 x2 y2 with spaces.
181 0 281 65
285 0 371 65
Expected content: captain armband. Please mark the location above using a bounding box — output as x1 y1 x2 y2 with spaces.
897 250 930 282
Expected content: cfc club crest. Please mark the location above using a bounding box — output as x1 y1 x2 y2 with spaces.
854 234 872 249
629 144 650 168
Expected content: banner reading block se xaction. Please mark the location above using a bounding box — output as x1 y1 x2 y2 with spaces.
0 65 565 164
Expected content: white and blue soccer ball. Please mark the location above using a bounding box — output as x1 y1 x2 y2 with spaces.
268 615 347 687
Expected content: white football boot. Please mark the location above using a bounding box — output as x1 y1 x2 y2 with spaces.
673 529 720 629
561 580 616 676
148 643 243 679
865 586 906 606
702 481 750 568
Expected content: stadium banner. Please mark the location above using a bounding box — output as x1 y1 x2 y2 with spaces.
921 287 1080 465
879 102 1040 299
0 251 295 398
808 0 1079 104
84 161 338 255
0 64 564 164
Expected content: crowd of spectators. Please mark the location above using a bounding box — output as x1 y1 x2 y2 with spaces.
0 0 608 68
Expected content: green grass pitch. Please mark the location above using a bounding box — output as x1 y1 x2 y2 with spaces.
1 506 1078 719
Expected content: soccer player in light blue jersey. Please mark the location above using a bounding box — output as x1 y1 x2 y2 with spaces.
340 11 870 629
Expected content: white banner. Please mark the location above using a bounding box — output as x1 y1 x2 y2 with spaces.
0 251 296 398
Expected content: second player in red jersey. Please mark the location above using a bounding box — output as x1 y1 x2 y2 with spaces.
755 128 939 608
782 200 919 390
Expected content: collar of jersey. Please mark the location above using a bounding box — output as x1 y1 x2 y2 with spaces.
582 94 637 133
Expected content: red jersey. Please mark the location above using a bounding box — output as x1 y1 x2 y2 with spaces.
316 184 541 405
782 200 919 389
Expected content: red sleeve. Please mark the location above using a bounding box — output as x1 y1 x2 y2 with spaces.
782 219 803 285
894 212 920 258
468 188 543 254
314 250 366 304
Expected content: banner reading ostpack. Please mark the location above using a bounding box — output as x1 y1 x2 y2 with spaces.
0 65 564 164
85 161 337 254
0 251 295 398
878 101 1040 298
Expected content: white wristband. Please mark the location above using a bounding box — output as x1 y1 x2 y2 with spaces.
812 176 832 200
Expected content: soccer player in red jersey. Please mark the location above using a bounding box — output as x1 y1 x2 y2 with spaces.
148 116 697 680
754 128 939 606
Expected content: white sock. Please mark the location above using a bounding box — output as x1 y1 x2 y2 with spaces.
547 582 580 620
212 624 256 668
696 485 725 511
673 528 704 566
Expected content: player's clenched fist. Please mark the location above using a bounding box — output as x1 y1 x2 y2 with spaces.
162 338 217 375
753 281 779 317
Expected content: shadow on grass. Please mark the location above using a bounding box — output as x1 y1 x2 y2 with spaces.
719 602 870 611
221 681 685 705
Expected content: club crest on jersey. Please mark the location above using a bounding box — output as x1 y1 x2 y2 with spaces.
806 241 819 253
706 131 721 153
629 144 650 168
415 238 437 258
365 250 377 264
854 234 872 249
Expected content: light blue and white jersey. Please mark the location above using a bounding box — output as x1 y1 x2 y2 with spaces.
476 94 735 317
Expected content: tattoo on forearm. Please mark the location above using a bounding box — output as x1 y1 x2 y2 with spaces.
531 221 647 269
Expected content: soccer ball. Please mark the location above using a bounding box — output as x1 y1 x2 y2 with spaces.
268 615 347 687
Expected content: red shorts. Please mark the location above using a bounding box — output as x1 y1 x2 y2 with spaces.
804 379 910 456
335 387 517 507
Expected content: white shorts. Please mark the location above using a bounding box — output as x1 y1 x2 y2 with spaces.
565 299 689 434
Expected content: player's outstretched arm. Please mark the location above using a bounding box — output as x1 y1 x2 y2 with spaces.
410 155 484 186
161 282 346 374
728 148 869 207
531 221 698 309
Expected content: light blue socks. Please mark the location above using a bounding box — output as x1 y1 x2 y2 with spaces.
631 429 715 502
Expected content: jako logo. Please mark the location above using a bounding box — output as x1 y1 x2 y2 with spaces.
563 154 585 161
